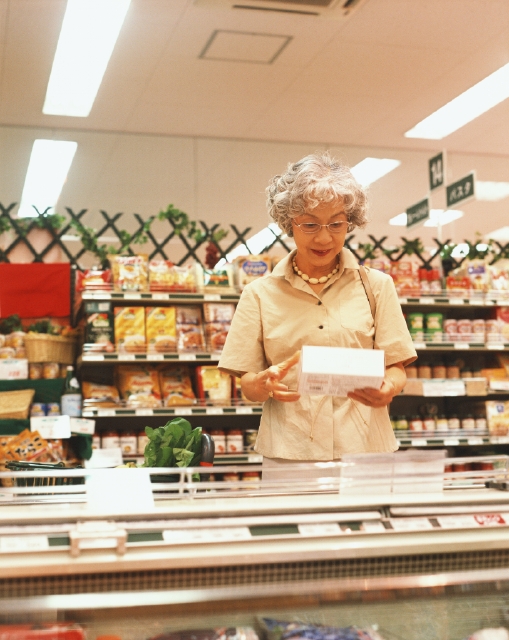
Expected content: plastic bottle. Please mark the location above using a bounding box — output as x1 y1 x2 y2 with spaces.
61 365 82 417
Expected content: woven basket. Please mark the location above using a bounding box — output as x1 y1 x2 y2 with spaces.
24 334 78 364
0 389 35 420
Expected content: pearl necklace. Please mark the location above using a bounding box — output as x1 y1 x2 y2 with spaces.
292 259 339 285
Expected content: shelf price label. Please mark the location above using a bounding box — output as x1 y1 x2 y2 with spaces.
0 535 49 553
406 197 429 228
446 172 475 207
429 151 445 191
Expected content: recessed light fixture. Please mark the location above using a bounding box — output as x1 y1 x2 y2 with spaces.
484 226 509 242
405 62 509 139
475 181 509 202
18 140 78 218
43 0 131 117
389 209 463 227
350 158 401 187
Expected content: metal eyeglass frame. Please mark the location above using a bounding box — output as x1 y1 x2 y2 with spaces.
292 221 349 234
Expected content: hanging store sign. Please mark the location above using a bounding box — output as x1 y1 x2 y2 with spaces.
446 172 475 207
406 197 430 228
428 151 446 191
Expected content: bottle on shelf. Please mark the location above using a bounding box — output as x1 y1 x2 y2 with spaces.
61 365 82 417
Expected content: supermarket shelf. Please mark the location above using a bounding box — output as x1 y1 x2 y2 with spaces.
395 430 509 447
82 404 263 418
122 452 263 464
412 341 509 351
399 295 509 306
80 351 220 363
81 290 240 303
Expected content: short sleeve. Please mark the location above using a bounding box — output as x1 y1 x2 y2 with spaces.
373 273 417 367
218 284 269 377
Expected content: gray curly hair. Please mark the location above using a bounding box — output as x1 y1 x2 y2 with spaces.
266 151 368 237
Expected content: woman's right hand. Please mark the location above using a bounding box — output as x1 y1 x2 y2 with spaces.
241 351 301 403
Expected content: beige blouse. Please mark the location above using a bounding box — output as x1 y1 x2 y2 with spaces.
218 248 417 460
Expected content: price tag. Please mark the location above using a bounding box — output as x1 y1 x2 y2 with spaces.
206 407 223 415
413 342 426 350
98 409 117 417
449 297 464 305
390 518 433 531
81 411 95 418
179 353 197 361
488 344 505 350
361 521 386 533
237 406 253 414
0 535 49 553
298 523 341 536
420 298 435 304
471 299 485 305
247 454 263 463
495 436 509 444
163 527 251 543
124 293 142 300
421 380 465 397
411 439 424 447
70 418 95 435
177 408 193 415
398 298 408 304
30 415 71 439
135 409 154 416
118 354 136 361
152 293 169 301
444 438 460 446
147 354 164 361
204 294 221 301
83 354 105 362
454 342 470 349
468 437 483 446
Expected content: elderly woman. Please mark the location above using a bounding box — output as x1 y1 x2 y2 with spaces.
218 152 417 476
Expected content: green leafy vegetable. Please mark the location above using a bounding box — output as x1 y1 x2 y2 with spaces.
142 418 202 478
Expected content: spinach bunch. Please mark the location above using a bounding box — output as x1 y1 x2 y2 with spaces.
142 418 202 475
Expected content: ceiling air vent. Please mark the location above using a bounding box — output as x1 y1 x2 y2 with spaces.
194 0 369 18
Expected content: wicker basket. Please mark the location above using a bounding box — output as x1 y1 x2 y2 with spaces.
24 334 78 364
0 389 35 419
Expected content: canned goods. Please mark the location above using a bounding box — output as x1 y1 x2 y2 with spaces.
444 319 458 340
101 430 120 449
407 313 424 330
29 363 43 379
30 402 46 417
409 416 423 432
45 402 61 416
120 431 137 455
137 432 150 455
426 313 443 342
244 429 258 450
475 417 487 431
226 430 244 453
457 319 472 341
210 429 226 454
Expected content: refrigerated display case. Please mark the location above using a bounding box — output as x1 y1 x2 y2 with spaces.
2 458 509 639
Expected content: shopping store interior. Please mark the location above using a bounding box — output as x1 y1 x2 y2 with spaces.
2 1 509 639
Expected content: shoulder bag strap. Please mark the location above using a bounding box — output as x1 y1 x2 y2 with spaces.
358 265 376 320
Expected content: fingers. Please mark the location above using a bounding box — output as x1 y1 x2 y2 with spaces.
348 380 395 408
267 350 301 382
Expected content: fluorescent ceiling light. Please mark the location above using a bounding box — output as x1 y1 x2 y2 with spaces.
351 158 400 187
18 139 77 218
485 226 509 242
476 181 509 202
43 0 131 117
389 209 463 227
405 62 509 139
216 224 283 267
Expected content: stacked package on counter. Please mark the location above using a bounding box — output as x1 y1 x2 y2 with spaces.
234 254 271 290
203 302 235 352
259 618 386 640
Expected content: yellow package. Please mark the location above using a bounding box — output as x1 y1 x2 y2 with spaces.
146 307 177 353
116 365 162 408
82 381 120 407
159 366 196 406
486 400 509 435
110 255 148 292
196 366 232 406
114 307 146 353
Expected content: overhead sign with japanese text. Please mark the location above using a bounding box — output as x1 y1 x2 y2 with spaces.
428 151 445 191
406 198 430 228
446 172 475 208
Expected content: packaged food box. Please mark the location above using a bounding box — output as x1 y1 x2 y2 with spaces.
176 305 205 351
146 306 177 353
110 254 148 292
82 381 120 408
116 365 162 408
114 306 146 353
297 345 385 397
196 366 232 405
148 260 198 292
159 365 196 406
485 400 509 435
85 301 114 352
234 255 271 290
205 322 230 352
496 307 509 342
203 302 235 323
197 264 235 293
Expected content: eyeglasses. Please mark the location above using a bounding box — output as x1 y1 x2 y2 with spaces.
293 221 348 234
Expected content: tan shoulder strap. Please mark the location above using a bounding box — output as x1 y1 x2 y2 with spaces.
358 265 376 320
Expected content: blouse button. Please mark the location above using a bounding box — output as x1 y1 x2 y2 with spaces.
318 325 324 329
317 301 322 305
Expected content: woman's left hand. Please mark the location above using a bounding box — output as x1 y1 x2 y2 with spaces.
347 363 407 408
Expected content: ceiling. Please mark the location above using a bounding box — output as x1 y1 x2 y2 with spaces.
0 0 508 251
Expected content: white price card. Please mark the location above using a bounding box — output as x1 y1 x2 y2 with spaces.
361 521 386 533
81 411 95 418
206 407 223 415
31 415 71 439
398 298 408 304
413 342 426 350
0 535 49 553
70 418 95 435
236 406 253 414
124 293 142 300
179 353 197 361
147 354 164 361
118 354 136 361
444 438 460 446
247 455 263 463
411 439 424 447
135 408 154 416
163 527 251 544
298 523 341 536
83 354 105 362
177 407 193 415
204 294 221 301
468 437 484 446
98 409 117 417
436 514 507 529
420 298 435 304
152 293 169 300
84 447 123 468
488 344 505 350
86 468 154 512
390 518 433 531
494 436 509 444
454 342 470 349
449 298 465 305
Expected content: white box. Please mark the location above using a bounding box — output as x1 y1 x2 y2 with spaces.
297 346 385 396
0 358 28 380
